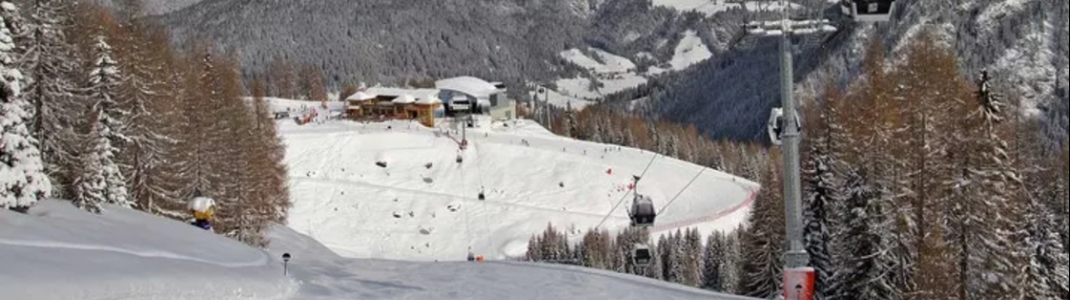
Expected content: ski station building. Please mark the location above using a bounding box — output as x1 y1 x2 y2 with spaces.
345 76 515 127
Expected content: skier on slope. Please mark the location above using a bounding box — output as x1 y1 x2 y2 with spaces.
188 197 216 231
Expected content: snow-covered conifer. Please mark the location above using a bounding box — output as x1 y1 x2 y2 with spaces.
827 168 896 300
75 35 130 211
0 1 51 211
802 91 844 300
20 0 80 198
739 162 785 299
1017 193 1070 299
702 232 727 292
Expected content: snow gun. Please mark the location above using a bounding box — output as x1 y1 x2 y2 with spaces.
188 197 216 231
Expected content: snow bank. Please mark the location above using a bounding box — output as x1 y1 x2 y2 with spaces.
0 200 294 300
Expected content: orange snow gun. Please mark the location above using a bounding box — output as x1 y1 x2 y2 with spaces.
192 206 214 220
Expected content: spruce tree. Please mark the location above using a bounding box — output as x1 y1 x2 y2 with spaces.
21 0 80 198
76 35 130 211
0 1 51 211
703 232 727 292
802 86 844 300
723 230 742 294
71 109 110 213
827 168 896 300
1060 146 1069 256
683 228 703 287
739 161 785 299
1017 193 1070 300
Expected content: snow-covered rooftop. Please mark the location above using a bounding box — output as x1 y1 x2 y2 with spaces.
435 76 500 99
392 94 416 104
347 91 376 102
415 94 442 105
365 87 439 98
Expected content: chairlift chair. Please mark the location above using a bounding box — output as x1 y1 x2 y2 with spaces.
629 194 656 228
632 244 653 267
840 0 896 22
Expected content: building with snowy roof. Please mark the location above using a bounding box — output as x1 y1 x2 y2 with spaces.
435 76 515 121
346 87 443 127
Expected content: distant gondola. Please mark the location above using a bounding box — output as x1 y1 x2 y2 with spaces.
632 244 653 267
840 0 896 22
629 194 656 228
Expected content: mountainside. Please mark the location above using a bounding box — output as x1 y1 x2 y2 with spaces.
160 0 710 96
626 0 1069 142
158 0 1067 144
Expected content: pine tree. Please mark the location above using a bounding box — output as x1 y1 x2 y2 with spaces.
131 23 186 217
76 35 130 211
71 109 110 213
912 215 957 300
1017 192 1070 300
802 84 845 300
1060 146 1069 256
113 0 175 214
173 43 218 202
684 228 703 287
827 168 897 300
703 231 727 292
739 159 785 299
656 234 671 281
0 1 51 211
894 33 961 299
20 0 80 198
942 68 1020 299
723 230 742 294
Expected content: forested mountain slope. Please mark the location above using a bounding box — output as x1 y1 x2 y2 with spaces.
160 0 708 96
158 0 1067 144
623 0 1068 143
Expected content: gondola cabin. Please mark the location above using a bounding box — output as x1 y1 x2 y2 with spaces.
632 244 653 267
840 0 896 22
630 194 656 228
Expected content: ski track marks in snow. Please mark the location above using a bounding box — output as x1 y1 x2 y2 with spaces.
0 238 269 268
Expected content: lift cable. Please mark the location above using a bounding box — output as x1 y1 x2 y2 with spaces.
595 153 659 230
655 166 706 216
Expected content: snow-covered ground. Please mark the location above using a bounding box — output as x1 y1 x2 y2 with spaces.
276 99 759 262
0 200 295 300
670 30 714 71
2 201 755 300
652 0 805 16
560 48 637 74
552 32 715 103
653 0 731 16
555 48 651 103
1 98 758 299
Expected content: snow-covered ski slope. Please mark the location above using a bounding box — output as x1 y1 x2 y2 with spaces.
1 200 756 300
0 200 295 300
278 99 759 262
